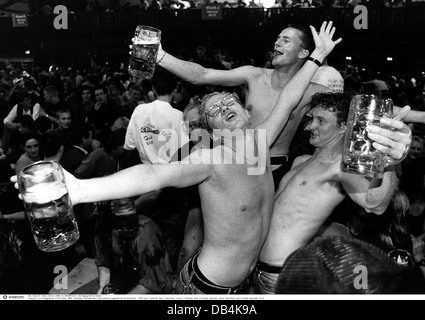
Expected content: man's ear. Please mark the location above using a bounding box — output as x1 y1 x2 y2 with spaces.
340 122 347 134
299 49 310 59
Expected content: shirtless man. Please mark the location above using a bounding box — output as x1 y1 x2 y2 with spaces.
255 92 412 294
153 23 423 190
15 21 340 294
153 23 344 189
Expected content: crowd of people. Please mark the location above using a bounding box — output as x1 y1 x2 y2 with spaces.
29 0 419 15
1 19 425 295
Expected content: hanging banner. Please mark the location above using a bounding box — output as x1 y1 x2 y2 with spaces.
12 13 28 27
201 4 223 20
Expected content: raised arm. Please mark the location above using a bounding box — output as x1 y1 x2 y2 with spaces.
341 111 412 214
155 43 250 87
256 21 342 146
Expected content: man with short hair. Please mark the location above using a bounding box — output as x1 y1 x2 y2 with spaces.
3 90 41 149
124 70 190 271
255 92 412 293
90 85 119 128
54 108 73 152
41 85 67 125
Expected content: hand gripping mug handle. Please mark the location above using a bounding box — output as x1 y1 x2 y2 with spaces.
385 144 410 167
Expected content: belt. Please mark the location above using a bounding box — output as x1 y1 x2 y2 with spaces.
270 155 289 165
187 253 243 294
256 260 282 274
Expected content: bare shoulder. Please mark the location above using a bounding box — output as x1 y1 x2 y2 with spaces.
234 65 269 79
292 154 312 168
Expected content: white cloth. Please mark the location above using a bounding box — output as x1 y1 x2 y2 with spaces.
3 103 41 124
311 66 344 94
124 100 189 164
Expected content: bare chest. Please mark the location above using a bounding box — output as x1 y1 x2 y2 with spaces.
282 159 342 194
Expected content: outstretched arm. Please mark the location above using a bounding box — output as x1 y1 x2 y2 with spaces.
155 43 251 87
12 153 213 207
256 21 342 146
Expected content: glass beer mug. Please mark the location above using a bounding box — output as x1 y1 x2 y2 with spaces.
17 161 79 252
128 25 161 79
341 94 393 178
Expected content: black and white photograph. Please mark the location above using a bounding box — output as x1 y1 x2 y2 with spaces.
0 0 425 308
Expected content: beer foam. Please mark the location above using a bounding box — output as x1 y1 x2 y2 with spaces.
114 207 136 216
23 182 68 204
133 38 160 45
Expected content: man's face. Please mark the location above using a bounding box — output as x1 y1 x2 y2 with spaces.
0 147 6 160
58 112 71 130
95 89 107 103
409 140 423 159
305 106 344 148
21 97 32 109
272 27 306 67
43 91 52 103
24 138 39 160
82 89 92 102
204 93 250 131
184 107 200 135
130 89 142 103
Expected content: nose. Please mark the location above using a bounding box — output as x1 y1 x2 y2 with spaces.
220 105 229 114
304 120 314 131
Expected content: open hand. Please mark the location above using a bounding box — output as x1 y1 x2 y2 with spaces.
309 21 343 61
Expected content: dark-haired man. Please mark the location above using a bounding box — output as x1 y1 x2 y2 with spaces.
124 70 190 271
255 92 412 293
3 90 41 149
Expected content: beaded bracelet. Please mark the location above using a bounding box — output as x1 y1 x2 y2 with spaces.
157 51 166 64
